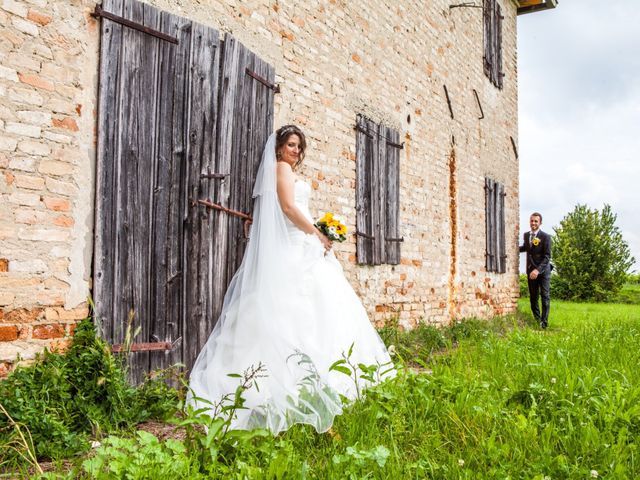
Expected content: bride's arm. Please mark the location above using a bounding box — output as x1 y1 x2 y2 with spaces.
276 162 331 249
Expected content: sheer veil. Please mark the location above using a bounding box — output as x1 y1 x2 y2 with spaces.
188 131 289 386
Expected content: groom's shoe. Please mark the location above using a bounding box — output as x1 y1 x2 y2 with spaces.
540 321 548 329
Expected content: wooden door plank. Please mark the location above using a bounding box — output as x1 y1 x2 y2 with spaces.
211 34 240 343
94 0 124 343
148 9 181 373
183 22 221 372
123 0 162 382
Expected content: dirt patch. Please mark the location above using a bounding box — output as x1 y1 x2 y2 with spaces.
136 420 189 442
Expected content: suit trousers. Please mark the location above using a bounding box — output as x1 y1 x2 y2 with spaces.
528 272 550 326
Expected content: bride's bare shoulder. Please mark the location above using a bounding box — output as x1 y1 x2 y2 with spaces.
276 161 294 179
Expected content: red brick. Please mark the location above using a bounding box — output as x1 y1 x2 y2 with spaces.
3 307 43 323
53 215 74 227
68 322 79 337
27 9 52 26
17 325 29 339
50 338 72 353
18 72 55 92
52 117 79 132
43 196 70 212
280 30 294 41
0 362 13 378
0 325 18 342
32 324 65 339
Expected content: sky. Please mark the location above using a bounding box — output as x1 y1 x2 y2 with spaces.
517 0 640 272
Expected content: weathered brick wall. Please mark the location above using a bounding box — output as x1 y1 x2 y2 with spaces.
0 0 98 375
0 0 521 375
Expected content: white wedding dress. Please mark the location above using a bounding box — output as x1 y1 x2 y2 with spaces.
188 135 393 434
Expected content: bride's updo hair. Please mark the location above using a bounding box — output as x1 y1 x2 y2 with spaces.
276 124 306 169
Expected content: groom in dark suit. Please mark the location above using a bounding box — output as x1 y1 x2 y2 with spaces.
519 212 552 329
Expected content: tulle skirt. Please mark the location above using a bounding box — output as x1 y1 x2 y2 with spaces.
187 233 394 434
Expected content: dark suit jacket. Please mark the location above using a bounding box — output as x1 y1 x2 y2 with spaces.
519 230 552 275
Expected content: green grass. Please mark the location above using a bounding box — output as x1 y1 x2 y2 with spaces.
5 301 640 479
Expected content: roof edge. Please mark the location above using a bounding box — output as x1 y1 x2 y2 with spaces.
517 0 558 16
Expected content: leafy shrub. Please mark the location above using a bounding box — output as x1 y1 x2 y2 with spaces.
552 204 634 301
626 273 640 284
0 319 179 465
610 283 640 305
519 273 530 297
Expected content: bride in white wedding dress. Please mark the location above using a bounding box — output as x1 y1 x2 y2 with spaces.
187 125 394 434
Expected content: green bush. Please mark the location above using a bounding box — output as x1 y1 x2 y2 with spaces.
626 273 640 284
552 204 634 302
611 283 640 305
519 273 530 297
0 319 179 465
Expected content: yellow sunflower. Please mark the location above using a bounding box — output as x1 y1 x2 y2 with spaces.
319 212 334 224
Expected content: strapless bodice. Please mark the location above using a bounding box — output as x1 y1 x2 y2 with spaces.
293 180 311 213
285 180 314 240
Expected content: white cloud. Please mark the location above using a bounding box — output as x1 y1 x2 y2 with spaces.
518 1 640 271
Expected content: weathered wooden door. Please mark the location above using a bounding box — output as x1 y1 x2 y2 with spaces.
93 0 275 382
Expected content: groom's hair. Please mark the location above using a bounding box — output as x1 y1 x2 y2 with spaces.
531 212 543 222
276 125 307 167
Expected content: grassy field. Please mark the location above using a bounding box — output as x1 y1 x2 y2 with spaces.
2 300 639 479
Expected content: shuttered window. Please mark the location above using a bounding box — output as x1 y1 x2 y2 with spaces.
483 0 503 89
484 177 506 273
355 114 402 266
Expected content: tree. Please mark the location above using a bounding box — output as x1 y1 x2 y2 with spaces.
552 204 635 302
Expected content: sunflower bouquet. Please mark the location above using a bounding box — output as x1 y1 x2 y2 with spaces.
315 212 347 242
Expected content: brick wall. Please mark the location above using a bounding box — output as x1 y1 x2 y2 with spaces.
0 0 98 374
0 0 521 375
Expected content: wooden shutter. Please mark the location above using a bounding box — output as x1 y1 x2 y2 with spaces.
383 126 401 265
355 115 401 266
497 182 506 273
355 114 377 265
495 2 503 89
484 177 494 271
484 177 506 273
483 0 503 89
483 0 492 80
